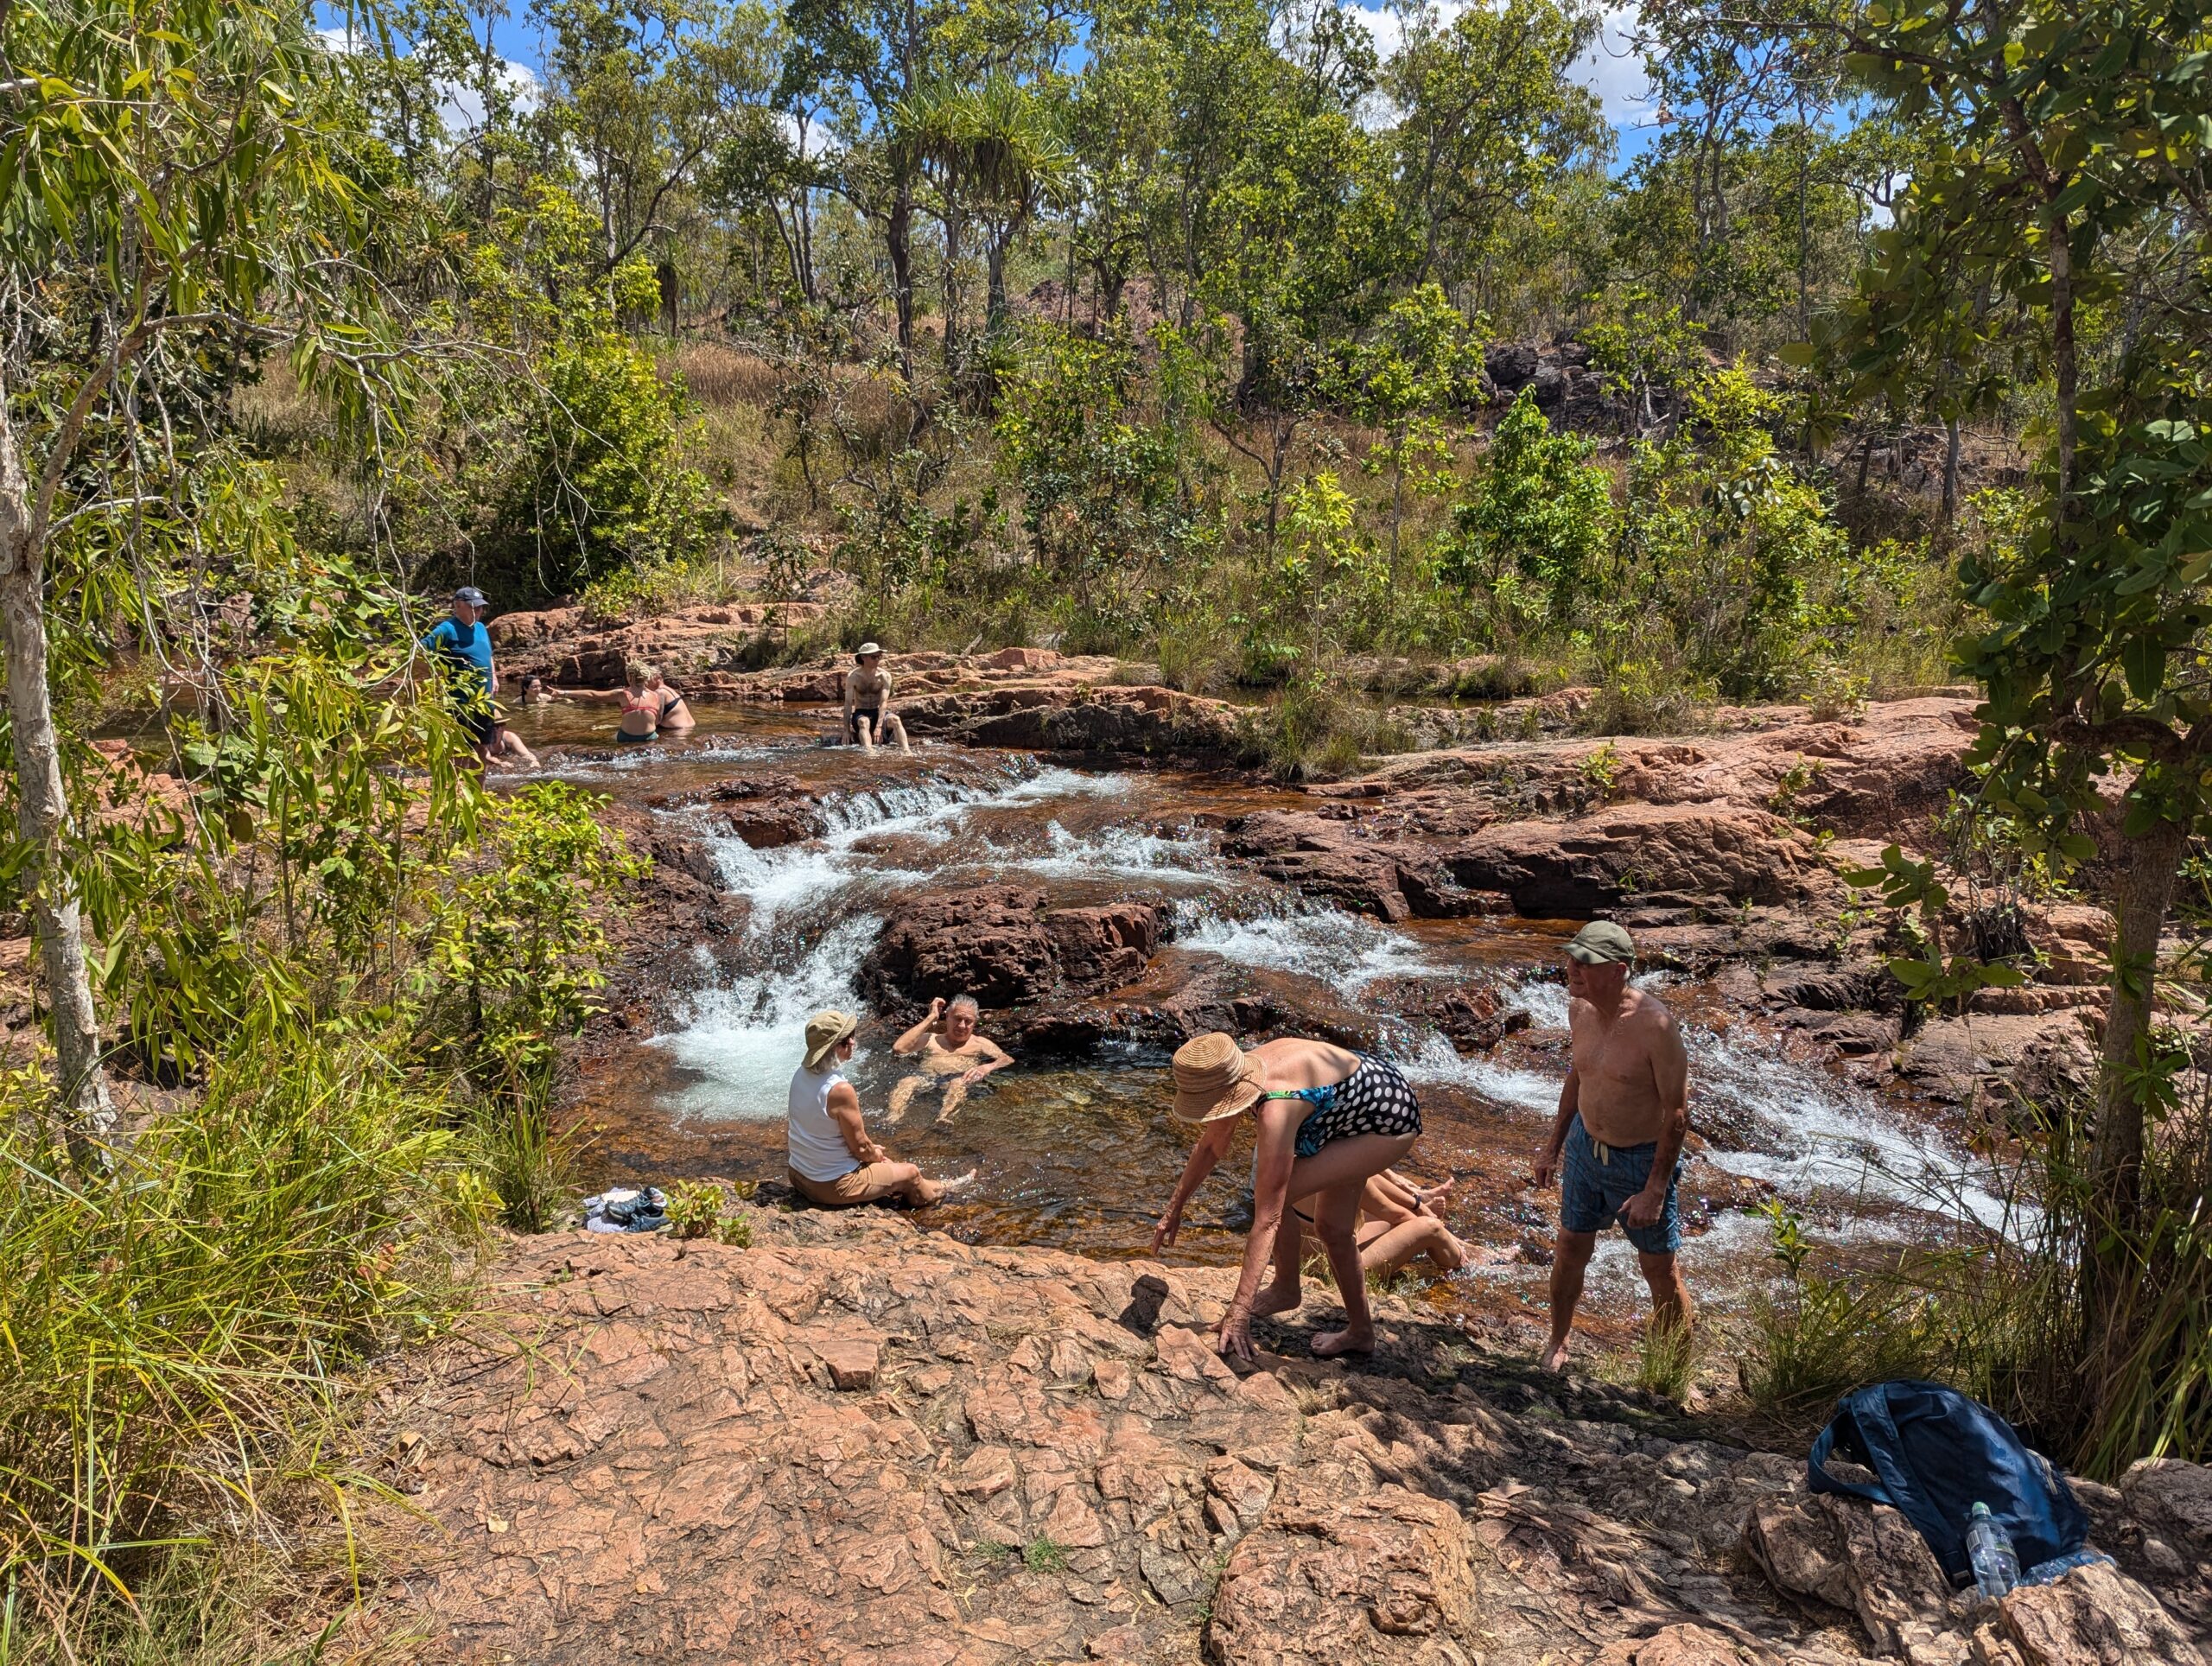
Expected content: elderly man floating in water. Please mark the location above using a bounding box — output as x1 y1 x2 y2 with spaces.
887 995 1011 1122
1530 919 1693 1372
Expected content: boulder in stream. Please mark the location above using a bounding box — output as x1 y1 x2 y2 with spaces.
859 884 1163 1012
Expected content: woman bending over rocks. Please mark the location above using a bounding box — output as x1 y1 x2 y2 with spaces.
1152 1033 1423 1362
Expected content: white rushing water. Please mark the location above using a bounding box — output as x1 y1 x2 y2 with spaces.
998 819 1222 886
1179 900 1452 994
652 756 2005 1237
702 766 1119 933
651 915 880 1120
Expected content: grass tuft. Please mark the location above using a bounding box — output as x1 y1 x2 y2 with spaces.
0 1027 482 1660
1633 1319 1697 1403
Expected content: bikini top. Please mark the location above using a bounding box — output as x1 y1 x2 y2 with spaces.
621 689 658 715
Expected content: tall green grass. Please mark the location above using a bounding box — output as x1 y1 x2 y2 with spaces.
1739 1103 2212 1478
0 1027 482 1659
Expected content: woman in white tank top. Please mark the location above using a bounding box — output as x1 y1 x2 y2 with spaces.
785 1010 945 1209
788 1056 860 1182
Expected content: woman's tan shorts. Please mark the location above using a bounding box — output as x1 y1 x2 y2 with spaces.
788 1162 911 1208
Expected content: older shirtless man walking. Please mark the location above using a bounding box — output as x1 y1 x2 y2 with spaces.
1531 920 1692 1371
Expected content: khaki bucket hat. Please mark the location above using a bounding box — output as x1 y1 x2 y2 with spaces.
803 1009 861 1071
855 642 884 659
1171 1032 1265 1124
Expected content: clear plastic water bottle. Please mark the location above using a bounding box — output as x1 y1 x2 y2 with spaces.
1967 1502 2021 1598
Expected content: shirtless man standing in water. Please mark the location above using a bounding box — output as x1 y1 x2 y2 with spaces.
1530 919 1692 1371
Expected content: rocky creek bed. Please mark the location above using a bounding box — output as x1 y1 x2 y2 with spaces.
505 666 2090 1339
351 639 2209 1663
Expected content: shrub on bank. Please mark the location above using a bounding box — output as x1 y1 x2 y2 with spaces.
0 1028 486 1656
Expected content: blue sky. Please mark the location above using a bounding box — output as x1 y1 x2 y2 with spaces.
321 0 1660 165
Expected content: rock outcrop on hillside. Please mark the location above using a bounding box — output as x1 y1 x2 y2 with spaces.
362 1214 2209 1665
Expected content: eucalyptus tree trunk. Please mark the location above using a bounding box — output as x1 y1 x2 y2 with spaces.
2091 815 2189 1246
0 386 111 1159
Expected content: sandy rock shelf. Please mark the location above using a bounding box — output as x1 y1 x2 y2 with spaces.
358 1212 2207 1665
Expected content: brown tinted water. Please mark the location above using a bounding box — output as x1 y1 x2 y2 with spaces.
518 703 2013 1340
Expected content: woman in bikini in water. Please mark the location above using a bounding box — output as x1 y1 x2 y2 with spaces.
549 662 667 741
647 667 695 732
1152 1033 1424 1362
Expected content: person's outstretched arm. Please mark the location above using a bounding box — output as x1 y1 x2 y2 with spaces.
962 1036 1013 1084
1152 1116 1236 1253
550 686 626 702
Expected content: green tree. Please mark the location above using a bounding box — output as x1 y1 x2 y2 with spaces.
1 0 434 1149
1331 283 1485 580
1797 0 2211 1447
1443 388 1614 635
1386 0 1611 298
995 320 1213 636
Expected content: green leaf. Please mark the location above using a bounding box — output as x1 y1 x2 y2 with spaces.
2123 637 2167 700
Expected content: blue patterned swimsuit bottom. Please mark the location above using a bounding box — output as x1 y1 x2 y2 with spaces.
1268 1055 1423 1160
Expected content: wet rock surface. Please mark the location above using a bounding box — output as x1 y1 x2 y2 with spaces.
363 1218 2209 1665
857 885 1163 1013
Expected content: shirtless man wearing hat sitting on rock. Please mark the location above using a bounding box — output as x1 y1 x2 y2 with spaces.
787 1010 949 1207
1529 919 1693 1372
842 643 912 754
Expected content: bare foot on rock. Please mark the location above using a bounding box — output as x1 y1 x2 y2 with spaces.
1249 1282 1302 1318
1538 1337 1569 1372
1311 1327 1373 1358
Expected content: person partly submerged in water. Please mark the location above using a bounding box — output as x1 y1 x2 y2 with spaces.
550 661 667 741
887 995 1012 1122
1152 1033 1425 1361
842 642 912 754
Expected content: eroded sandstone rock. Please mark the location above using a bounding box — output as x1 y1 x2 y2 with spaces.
858 885 1163 1011
359 1215 2202 1666
1204 1471 1479 1664
1444 803 1826 917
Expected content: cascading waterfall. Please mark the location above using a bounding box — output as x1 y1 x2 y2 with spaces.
588 712 2010 1281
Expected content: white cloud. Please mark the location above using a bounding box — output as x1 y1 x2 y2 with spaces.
315 24 543 137
1573 6 1651 131
437 57 543 135
1338 1 1654 135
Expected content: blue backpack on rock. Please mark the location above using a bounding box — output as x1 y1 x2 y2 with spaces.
1808 1379 2091 1588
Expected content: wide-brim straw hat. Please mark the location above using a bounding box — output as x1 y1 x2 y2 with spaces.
1171 1032 1264 1123
803 1008 861 1071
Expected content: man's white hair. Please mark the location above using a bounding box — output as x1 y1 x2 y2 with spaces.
946 995 981 1015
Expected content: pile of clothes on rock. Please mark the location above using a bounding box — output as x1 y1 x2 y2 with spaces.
582 1186 667 1233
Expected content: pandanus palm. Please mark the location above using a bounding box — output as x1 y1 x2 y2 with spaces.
961 77 1071 338
888 80 977 373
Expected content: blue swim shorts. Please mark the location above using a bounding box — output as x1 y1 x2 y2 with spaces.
1559 1113 1682 1255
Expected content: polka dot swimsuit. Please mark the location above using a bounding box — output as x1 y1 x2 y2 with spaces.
1269 1055 1423 1160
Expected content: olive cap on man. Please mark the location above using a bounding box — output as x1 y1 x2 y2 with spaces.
1566 920 1636 965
